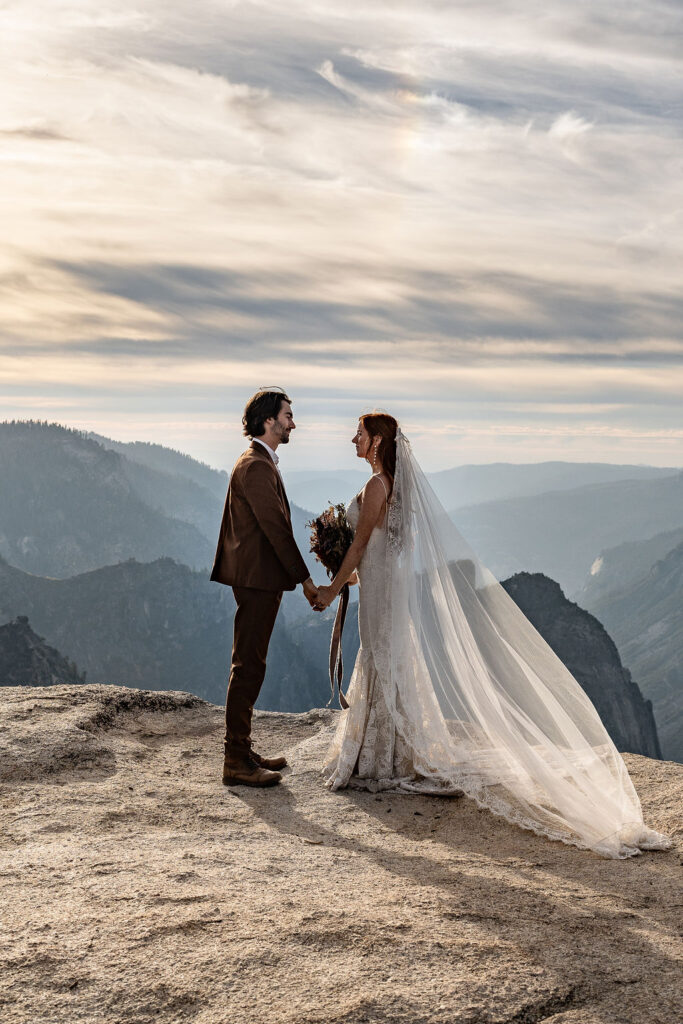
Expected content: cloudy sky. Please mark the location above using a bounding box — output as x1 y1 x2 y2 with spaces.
2 0 682 471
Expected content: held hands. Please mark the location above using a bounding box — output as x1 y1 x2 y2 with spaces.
302 578 319 609
313 584 336 611
304 572 356 612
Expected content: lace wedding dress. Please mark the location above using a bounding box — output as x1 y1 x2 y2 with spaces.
324 486 461 795
323 428 671 860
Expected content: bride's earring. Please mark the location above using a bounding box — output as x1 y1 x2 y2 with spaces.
372 444 378 469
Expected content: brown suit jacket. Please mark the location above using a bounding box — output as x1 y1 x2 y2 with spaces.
210 441 310 591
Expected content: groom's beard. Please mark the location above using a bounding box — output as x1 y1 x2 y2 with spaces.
275 425 291 444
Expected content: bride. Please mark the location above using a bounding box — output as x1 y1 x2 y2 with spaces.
312 411 670 860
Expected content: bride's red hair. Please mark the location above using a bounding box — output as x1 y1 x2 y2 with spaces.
360 412 398 484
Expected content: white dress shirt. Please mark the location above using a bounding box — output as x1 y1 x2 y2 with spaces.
253 437 281 475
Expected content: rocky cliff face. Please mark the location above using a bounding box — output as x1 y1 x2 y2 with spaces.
501 573 662 759
0 616 84 686
0 685 680 1024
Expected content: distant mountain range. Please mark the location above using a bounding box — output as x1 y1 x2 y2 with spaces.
452 472 683 597
86 433 230 494
0 419 679 760
0 422 317 599
283 461 675 513
428 461 675 512
576 527 683 608
5 421 678 603
0 422 213 577
0 554 663 759
286 460 683 605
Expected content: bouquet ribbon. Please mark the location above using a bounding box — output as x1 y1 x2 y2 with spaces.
328 583 350 710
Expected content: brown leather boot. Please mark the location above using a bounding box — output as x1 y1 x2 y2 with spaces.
250 750 288 771
222 753 282 787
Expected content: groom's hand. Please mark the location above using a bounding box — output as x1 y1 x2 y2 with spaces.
302 577 319 608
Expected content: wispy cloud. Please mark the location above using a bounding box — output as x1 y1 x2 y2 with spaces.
1 0 681 467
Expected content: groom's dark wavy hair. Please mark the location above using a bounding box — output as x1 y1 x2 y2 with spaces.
242 389 292 438
360 411 398 484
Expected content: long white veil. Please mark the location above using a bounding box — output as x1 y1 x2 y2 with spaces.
374 427 670 859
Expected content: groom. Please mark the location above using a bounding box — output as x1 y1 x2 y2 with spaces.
211 388 319 787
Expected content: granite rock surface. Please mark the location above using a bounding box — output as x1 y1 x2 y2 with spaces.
1 684 681 1024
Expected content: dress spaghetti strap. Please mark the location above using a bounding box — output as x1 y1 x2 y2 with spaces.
374 474 389 501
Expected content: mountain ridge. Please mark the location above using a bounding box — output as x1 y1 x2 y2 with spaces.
0 421 316 588
452 471 683 595
0 421 213 577
577 527 683 608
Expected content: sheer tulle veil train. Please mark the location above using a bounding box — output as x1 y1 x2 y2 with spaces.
325 422 670 860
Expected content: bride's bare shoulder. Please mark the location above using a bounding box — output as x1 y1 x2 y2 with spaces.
358 474 390 508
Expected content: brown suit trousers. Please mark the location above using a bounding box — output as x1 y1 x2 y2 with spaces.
225 586 282 755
